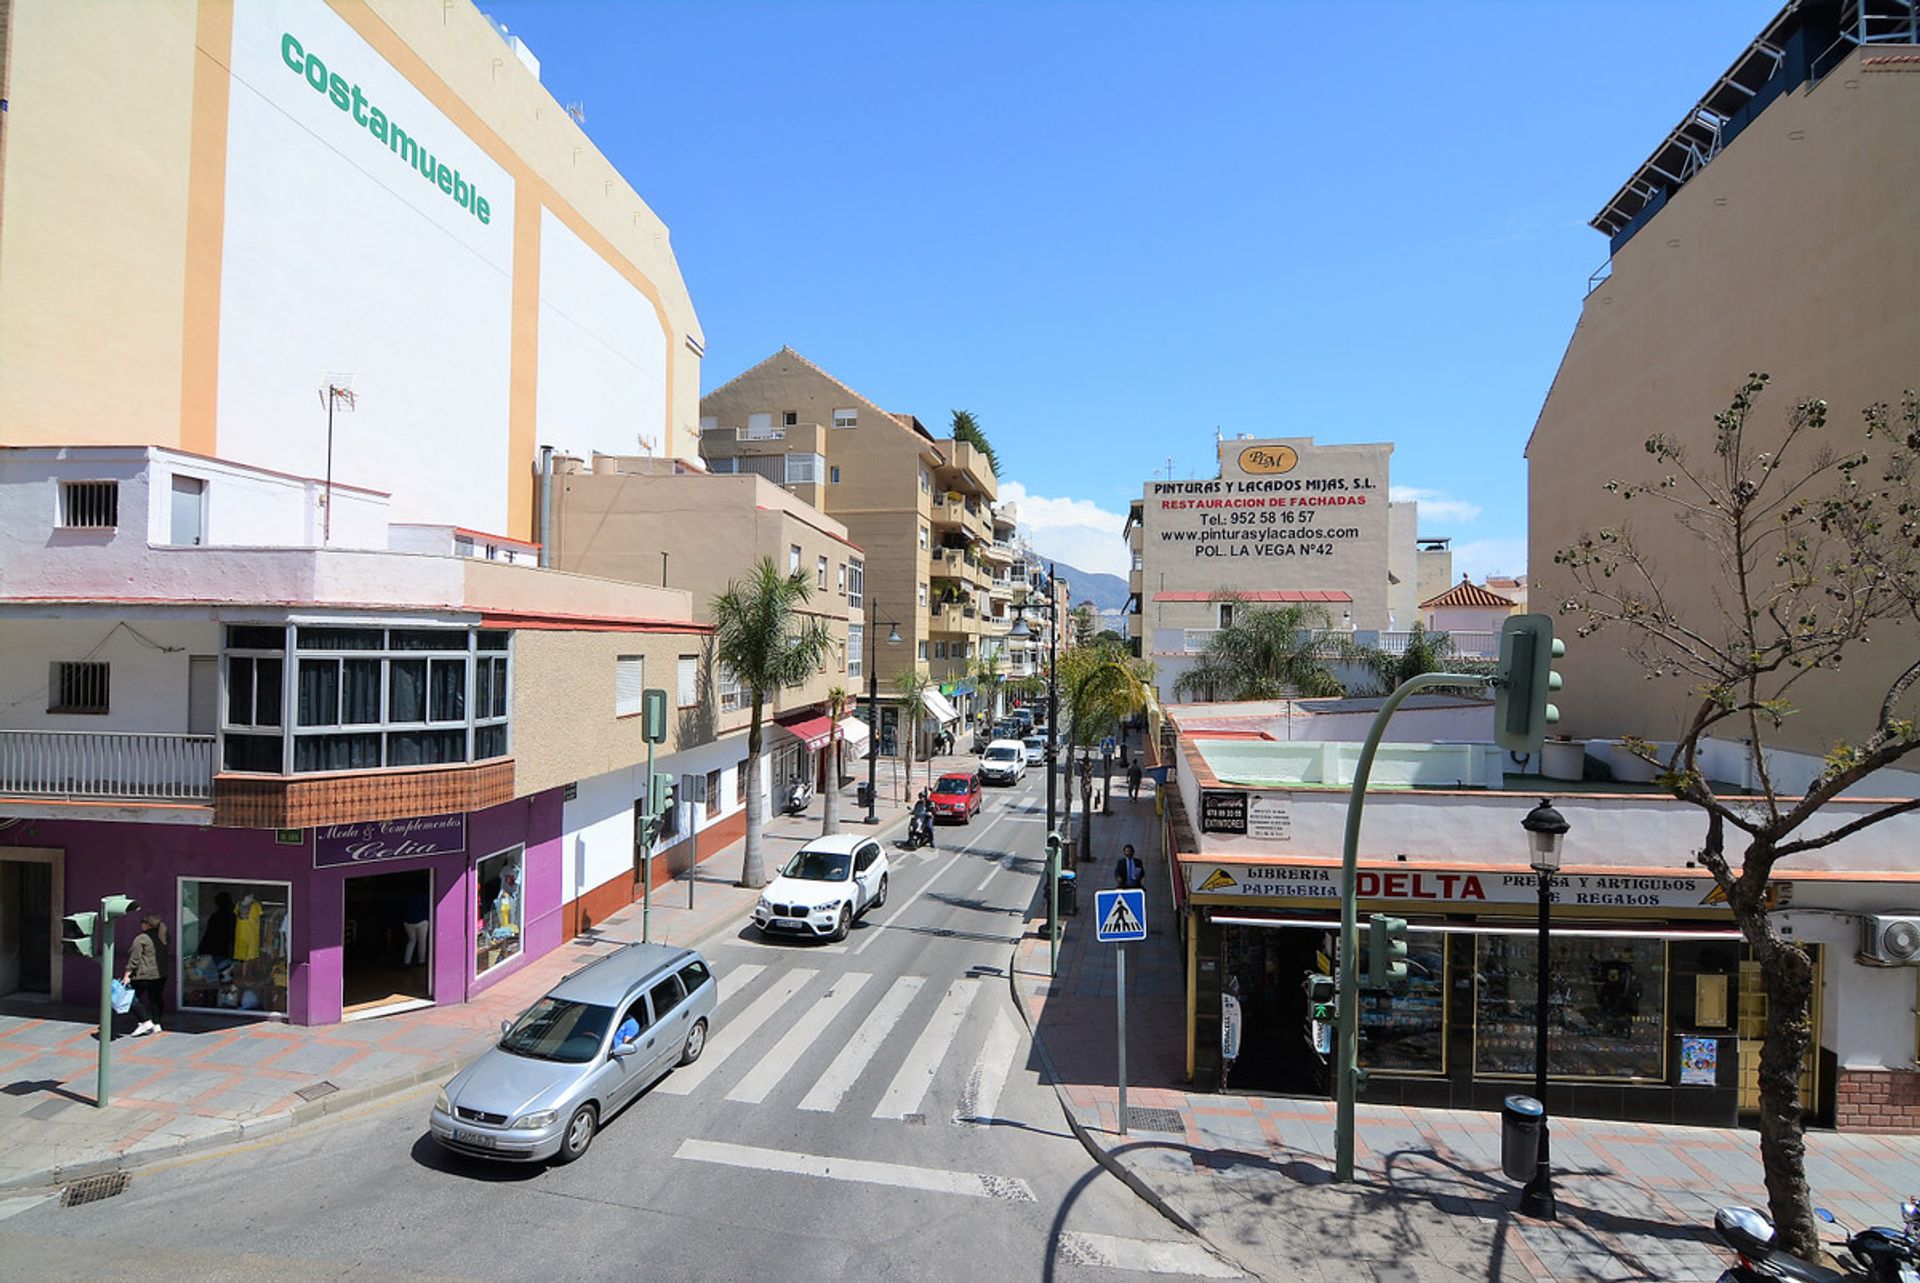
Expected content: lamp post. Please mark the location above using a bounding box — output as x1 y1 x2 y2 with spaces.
1519 797 1569 1221
863 598 902 826
1010 563 1063 974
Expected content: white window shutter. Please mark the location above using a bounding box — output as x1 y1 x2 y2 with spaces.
677 655 698 707
616 655 644 716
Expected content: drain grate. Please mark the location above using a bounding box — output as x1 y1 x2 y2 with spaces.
294 1080 339 1102
1124 1106 1187 1134
61 1171 129 1207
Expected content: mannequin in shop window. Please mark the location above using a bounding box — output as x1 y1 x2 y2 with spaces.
200 891 237 978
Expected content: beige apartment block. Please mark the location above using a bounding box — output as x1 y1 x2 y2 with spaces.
1528 21 1920 771
700 348 1000 746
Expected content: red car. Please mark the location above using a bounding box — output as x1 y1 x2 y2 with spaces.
929 772 983 823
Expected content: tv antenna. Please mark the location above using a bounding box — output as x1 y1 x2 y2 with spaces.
565 101 587 125
319 376 358 544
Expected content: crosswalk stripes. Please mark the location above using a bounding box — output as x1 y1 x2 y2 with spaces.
656 967 817 1096
674 1139 1036 1203
726 971 871 1105
873 977 979 1120
797 974 925 1113
714 963 765 1007
954 1005 1020 1126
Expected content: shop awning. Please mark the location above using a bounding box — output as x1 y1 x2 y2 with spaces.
921 688 960 725
838 716 871 751
773 711 836 752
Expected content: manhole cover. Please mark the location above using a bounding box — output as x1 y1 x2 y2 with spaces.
61 1171 129 1207
294 1081 339 1102
1124 1107 1187 1133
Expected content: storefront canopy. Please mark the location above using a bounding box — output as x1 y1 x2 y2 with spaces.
838 716 871 751
773 711 835 752
921 688 960 725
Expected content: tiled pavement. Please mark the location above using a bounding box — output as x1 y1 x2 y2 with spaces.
1013 786 1920 1283
0 767 937 1192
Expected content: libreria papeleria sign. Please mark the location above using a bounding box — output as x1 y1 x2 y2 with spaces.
280 33 493 226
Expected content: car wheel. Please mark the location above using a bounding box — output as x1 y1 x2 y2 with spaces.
873 874 889 909
679 1019 707 1066
832 903 852 942
554 1104 597 1165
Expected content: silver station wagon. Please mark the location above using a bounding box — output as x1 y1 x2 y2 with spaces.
428 942 716 1164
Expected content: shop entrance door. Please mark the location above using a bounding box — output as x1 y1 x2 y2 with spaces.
1220 925 1329 1096
0 860 55 998
341 869 433 1018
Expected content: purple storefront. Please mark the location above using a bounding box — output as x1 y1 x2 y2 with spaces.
3 789 564 1025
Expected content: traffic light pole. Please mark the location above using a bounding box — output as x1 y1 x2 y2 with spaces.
1334 671 1487 1183
642 736 655 944
95 918 116 1108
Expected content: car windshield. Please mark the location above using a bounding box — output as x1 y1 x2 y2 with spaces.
1025 737 1046 749
985 747 1017 761
781 849 852 881
499 997 614 1064
936 776 973 793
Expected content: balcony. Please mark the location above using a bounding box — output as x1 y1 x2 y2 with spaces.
1377 629 1499 659
0 730 215 803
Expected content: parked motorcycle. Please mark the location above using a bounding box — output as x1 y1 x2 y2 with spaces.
782 778 814 815
1713 1199 1919 1282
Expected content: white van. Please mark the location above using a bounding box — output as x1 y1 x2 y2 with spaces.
979 738 1028 785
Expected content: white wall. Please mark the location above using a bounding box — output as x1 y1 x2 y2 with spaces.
1387 500 1418 629
217 1 516 534
1426 603 1510 634
535 208 668 462
0 616 220 733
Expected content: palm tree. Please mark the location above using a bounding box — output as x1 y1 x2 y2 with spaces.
1350 621 1472 696
892 667 933 801
711 558 835 887
1059 642 1155 858
972 650 1005 729
821 685 849 835
1173 602 1344 702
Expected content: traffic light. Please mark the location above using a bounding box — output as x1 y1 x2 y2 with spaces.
649 772 676 818
1304 972 1335 1022
62 911 100 958
641 689 668 745
1368 915 1409 990
100 894 139 922
1494 614 1564 756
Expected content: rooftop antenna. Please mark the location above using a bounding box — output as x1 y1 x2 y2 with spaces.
565 101 587 125
636 432 657 457
318 376 357 545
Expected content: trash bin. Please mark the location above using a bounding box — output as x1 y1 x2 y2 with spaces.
856 783 873 809
1501 1095 1544 1182
1057 869 1078 918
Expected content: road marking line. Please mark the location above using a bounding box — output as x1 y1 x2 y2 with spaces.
715 963 766 1007
657 967 816 1095
674 1138 1035 1202
971 861 997 893
798 974 925 1113
874 977 978 1120
726 972 872 1104
0 1193 56 1223
1057 1231 1240 1277
954 1004 1021 1126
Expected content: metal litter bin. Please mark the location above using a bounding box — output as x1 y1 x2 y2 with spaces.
1501 1095 1544 1182
856 783 873 809
1057 869 1078 918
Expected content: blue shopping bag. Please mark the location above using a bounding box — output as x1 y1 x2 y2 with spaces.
110 979 134 1014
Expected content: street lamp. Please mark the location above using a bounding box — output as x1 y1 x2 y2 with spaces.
1010 564 1063 975
1519 797 1569 1221
864 598 902 826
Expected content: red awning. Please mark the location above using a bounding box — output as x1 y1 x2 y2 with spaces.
773 712 836 752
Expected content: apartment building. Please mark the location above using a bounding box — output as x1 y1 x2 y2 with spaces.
0 447 743 1023
699 349 1001 751
544 453 869 802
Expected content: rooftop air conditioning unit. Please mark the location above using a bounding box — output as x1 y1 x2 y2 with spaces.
1859 914 1920 966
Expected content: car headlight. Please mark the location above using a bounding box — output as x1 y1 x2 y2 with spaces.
814 903 841 917
512 1109 559 1130
435 1089 452 1114
756 897 771 913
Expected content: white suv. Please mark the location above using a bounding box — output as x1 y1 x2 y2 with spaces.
753 834 890 941
979 738 1028 785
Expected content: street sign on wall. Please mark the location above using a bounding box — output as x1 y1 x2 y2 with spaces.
1200 790 1247 834
313 813 466 868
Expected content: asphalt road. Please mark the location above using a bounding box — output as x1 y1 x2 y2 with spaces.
0 772 1237 1282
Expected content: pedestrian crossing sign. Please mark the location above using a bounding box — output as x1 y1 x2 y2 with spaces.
1094 888 1147 942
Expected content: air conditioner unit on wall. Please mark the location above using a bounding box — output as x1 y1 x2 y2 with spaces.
1858 915 1920 966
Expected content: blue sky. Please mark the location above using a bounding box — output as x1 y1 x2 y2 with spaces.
483 0 1775 579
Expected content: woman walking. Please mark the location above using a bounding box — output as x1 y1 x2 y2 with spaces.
123 914 168 1037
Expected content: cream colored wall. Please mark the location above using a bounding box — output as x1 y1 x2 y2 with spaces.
510 628 706 796
1528 47 1920 757
0 0 197 445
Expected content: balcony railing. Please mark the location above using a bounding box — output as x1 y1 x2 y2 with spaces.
1377 629 1500 659
0 730 216 802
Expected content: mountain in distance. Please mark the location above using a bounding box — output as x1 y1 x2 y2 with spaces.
1039 556 1130 616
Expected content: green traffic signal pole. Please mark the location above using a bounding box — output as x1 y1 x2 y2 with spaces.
95 915 116 1108
1334 671 1488 1183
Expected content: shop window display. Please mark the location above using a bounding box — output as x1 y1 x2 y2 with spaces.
475 846 524 976
178 879 291 1015
1475 935 1666 1080
1358 932 1447 1074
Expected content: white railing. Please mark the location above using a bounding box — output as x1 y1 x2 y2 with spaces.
741 424 786 441
0 730 216 801
1182 628 1220 653
1377 629 1500 658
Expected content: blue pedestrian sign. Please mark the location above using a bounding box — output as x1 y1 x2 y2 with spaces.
1102 735 1116 755
1094 888 1147 942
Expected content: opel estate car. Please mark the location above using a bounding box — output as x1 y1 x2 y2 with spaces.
428 943 716 1165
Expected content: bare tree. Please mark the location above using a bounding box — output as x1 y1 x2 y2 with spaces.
1555 374 1920 1259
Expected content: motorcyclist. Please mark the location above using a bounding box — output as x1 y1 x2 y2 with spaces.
910 790 935 849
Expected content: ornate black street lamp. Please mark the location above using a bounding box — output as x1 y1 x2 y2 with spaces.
1519 797 1570 1221
863 598 902 826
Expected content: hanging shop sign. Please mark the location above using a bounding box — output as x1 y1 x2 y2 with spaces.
1186 861 1743 910
314 812 467 868
1200 790 1247 834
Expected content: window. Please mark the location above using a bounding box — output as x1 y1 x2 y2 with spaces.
617 994 651 1041
918 525 929 551
817 555 829 590
677 655 698 708
48 662 109 714
1358 931 1447 1074
699 415 718 433
648 973 686 1022
736 759 749 805
748 412 773 435
785 453 824 485
934 641 947 660
919 468 931 494
58 481 118 529
830 466 841 485
170 475 206 546
616 655 644 717
678 958 712 994
847 624 863 679
178 878 290 1016
789 545 802 575
854 843 879 873
476 846 525 976
783 410 798 427
917 641 928 661
1474 935 1667 1080
1218 602 1235 629
847 559 864 609
918 583 929 608
832 408 858 429
837 563 847 595
705 769 722 819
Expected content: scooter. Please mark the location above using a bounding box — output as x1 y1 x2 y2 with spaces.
782 778 814 815
1713 1199 1919 1282
904 805 934 850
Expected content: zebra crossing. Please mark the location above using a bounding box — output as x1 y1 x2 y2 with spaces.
657 959 1023 1127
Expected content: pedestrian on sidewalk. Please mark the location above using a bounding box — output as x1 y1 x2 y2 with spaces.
401 888 431 967
1114 843 1144 890
1126 760 1143 800
123 914 168 1037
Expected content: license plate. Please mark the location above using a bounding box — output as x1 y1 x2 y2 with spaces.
773 918 802 930
452 1129 495 1148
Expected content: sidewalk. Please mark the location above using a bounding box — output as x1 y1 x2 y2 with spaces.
1011 787 1920 1283
0 765 936 1193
